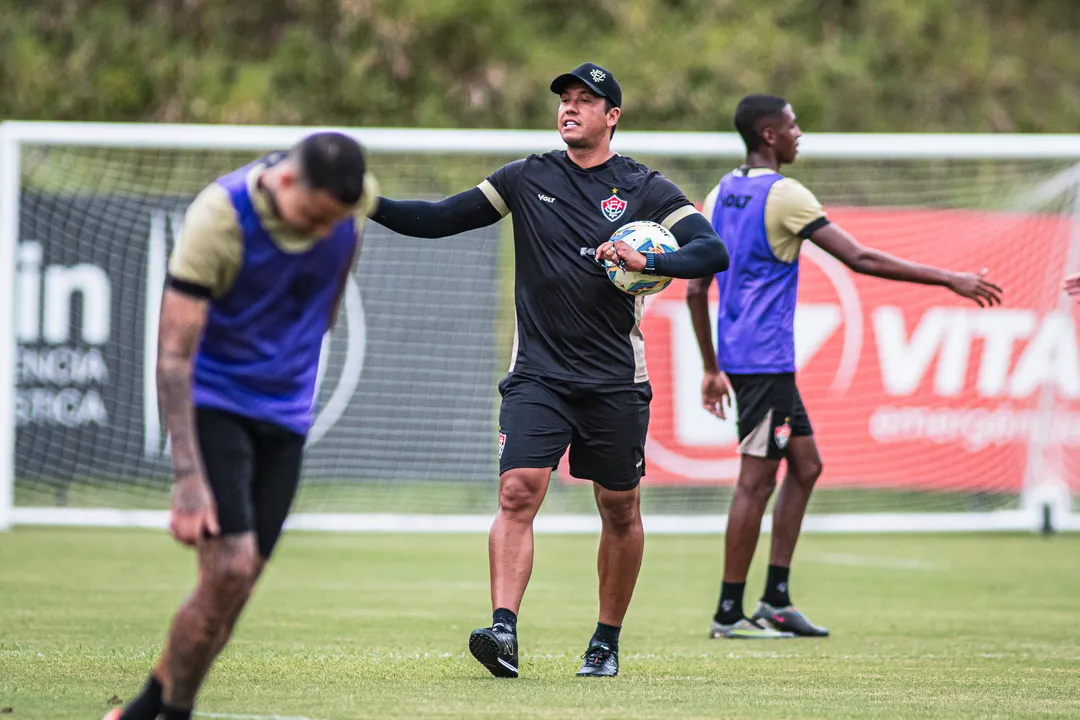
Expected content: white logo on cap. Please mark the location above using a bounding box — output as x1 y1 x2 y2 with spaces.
590 69 606 83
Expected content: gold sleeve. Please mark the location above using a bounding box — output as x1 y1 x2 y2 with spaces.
358 171 380 221
659 204 699 230
348 171 380 267
764 178 827 263
477 179 511 217
168 184 243 297
701 185 720 224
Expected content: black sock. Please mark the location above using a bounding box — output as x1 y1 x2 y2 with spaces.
592 622 621 650
762 565 791 607
715 581 745 624
492 607 517 632
160 706 192 720
119 673 162 720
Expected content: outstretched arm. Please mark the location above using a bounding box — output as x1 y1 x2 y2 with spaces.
812 223 1003 307
370 187 503 239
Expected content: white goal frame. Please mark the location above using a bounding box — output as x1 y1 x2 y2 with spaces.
2 121 1079 534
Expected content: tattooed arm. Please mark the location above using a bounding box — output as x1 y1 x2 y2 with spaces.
157 287 219 546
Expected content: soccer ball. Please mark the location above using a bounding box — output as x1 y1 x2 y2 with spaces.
602 220 678 296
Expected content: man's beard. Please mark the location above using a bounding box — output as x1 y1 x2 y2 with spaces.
563 133 595 149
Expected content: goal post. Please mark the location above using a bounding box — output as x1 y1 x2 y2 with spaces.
2 120 1080 534
0 124 20 532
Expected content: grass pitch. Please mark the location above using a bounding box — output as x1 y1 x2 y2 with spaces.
1 528 1078 719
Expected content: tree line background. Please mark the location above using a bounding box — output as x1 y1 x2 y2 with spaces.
3 0 1080 133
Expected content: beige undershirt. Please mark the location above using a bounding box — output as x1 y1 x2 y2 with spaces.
702 169 827 263
169 163 379 296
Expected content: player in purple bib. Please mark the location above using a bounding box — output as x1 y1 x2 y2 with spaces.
109 133 377 720
687 96 1004 639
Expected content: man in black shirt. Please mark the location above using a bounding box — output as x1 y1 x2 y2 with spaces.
371 62 729 678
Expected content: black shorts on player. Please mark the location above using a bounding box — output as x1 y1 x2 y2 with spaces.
196 407 305 558
370 62 730 681
727 372 813 459
498 373 651 491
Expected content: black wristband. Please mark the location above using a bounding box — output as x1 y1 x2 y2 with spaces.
644 252 657 275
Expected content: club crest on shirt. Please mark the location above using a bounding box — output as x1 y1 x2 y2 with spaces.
774 420 791 450
600 189 627 222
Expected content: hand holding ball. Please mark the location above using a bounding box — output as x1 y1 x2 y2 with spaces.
596 221 678 296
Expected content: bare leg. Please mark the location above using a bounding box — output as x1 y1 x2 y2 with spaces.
204 556 266 660
593 484 644 626
153 534 260 709
154 588 251 691
769 436 823 568
488 468 550 613
723 456 781 583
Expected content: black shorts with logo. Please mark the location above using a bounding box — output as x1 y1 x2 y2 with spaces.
727 373 813 460
196 406 306 558
497 373 651 491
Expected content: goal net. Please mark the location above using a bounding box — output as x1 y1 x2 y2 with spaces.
2 123 1079 533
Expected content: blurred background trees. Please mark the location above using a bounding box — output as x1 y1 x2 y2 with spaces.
3 0 1080 132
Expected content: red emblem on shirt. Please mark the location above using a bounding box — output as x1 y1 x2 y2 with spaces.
600 190 627 222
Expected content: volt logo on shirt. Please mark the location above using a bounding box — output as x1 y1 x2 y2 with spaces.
724 194 753 209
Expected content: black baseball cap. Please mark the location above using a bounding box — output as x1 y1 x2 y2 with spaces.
550 62 622 108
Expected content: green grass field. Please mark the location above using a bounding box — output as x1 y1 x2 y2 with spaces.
14 480 1021 515
2 528 1079 719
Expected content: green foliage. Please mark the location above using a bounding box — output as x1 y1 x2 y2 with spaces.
3 0 1080 131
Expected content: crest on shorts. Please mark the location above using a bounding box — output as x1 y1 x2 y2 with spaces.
774 420 791 450
600 189 627 222
498 431 507 459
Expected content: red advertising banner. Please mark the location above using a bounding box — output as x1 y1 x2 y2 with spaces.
565 207 1080 493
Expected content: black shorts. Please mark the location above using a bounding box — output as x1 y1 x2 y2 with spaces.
196 407 306 558
727 373 813 460
497 373 651 491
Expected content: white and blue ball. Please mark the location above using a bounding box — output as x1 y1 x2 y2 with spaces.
603 220 678 296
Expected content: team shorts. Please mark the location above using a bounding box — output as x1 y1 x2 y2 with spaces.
196 407 306 558
726 373 813 460
497 373 651 491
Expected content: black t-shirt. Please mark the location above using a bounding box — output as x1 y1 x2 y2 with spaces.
480 151 693 384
